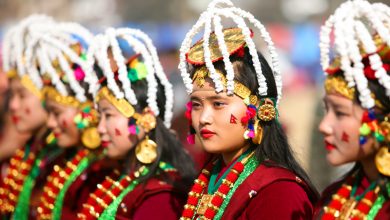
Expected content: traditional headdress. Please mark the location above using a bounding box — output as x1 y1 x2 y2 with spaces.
23 19 102 149
179 0 281 144
85 27 174 128
2 14 55 98
179 0 282 105
320 0 390 108
320 0 390 178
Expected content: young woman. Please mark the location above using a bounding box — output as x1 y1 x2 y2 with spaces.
315 0 390 219
0 15 64 220
178 1 318 219
77 27 195 219
25 21 115 219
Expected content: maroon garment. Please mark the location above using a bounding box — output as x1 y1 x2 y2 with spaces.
115 173 187 220
221 163 316 220
60 157 115 219
314 173 390 219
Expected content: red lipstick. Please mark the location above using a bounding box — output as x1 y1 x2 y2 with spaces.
325 141 336 151
200 129 215 139
54 132 61 138
11 115 19 123
101 141 110 148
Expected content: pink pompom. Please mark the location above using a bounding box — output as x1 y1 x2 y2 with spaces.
248 130 255 138
128 125 137 135
74 67 85 81
187 134 195 144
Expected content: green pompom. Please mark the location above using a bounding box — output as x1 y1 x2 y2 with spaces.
80 53 87 61
359 123 371 136
83 106 91 114
375 132 385 142
128 69 138 82
74 114 82 123
135 62 148 80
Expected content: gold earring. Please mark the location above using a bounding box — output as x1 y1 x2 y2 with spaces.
135 135 157 164
81 127 101 149
258 98 276 121
375 146 390 176
252 120 263 145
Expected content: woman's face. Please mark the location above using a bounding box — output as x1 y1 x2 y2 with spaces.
9 78 47 133
190 78 249 156
46 99 80 148
98 98 140 159
319 94 377 166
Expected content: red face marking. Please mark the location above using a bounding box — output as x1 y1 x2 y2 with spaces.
230 114 238 124
115 128 122 136
62 120 67 128
25 108 31 115
341 132 349 143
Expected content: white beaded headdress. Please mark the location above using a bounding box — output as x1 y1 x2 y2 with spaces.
85 28 174 128
2 14 55 90
178 0 282 105
320 0 390 109
24 21 94 103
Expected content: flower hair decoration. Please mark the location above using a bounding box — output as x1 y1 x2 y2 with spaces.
85 27 174 128
178 0 282 106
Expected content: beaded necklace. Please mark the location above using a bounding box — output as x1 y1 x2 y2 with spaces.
322 170 389 220
77 161 177 220
37 149 95 220
0 145 36 214
181 150 258 220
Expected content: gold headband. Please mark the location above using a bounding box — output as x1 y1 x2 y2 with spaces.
95 87 135 118
192 66 258 105
21 75 42 99
43 86 80 108
324 76 355 100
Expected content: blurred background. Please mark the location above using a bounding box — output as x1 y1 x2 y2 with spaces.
0 0 389 192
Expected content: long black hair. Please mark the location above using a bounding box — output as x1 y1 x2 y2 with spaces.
95 60 196 192
332 57 390 198
189 47 319 200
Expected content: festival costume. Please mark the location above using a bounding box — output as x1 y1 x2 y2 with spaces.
0 15 66 220
314 0 390 219
18 19 117 220
77 27 185 219
178 1 315 219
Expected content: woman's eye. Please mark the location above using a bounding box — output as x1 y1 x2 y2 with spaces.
191 102 201 109
335 111 348 117
214 101 225 107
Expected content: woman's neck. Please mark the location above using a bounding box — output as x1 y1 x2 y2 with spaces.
221 144 250 165
31 125 48 148
359 154 380 182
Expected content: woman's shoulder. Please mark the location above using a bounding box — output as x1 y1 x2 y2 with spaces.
116 174 186 219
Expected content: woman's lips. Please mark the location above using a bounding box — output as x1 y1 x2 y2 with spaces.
200 129 215 138
54 132 61 138
325 141 336 151
101 141 110 147
11 115 19 123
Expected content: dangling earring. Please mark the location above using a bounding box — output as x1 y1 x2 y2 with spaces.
134 108 158 164
81 127 101 149
375 119 390 176
252 119 263 144
258 98 276 122
135 135 158 164
75 103 101 149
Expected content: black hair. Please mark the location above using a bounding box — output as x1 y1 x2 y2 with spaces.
95 61 196 193
189 47 319 202
334 57 390 198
